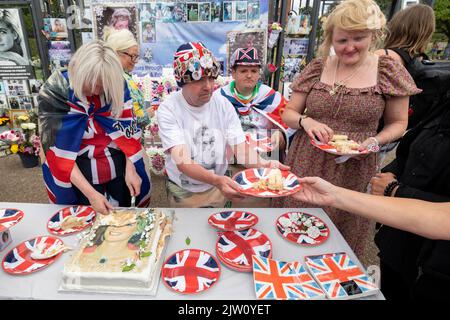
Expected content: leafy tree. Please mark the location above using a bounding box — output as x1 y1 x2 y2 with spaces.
435 0 450 43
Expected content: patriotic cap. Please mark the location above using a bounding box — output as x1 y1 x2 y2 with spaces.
230 47 261 69
173 42 220 87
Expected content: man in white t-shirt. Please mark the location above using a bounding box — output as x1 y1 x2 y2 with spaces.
157 42 289 207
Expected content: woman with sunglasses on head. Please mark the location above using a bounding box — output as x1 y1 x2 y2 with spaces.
104 27 150 145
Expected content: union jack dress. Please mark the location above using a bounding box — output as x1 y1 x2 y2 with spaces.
38 70 151 207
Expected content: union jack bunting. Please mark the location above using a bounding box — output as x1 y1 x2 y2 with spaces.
0 208 24 232
162 249 220 294
305 252 379 299
221 83 297 153
216 228 272 268
208 211 259 231
233 168 302 197
47 205 96 235
2 236 64 275
253 255 325 300
39 70 151 207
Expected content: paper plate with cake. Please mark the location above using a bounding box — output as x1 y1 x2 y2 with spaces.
208 211 259 231
47 205 96 236
161 249 221 295
0 208 24 232
2 236 65 275
233 168 302 197
59 208 174 295
276 212 329 246
310 135 369 156
216 228 272 272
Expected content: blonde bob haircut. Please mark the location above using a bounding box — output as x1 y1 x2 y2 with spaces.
103 26 138 52
319 0 386 57
384 4 435 57
68 40 124 117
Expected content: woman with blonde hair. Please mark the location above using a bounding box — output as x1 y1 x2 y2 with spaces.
38 41 151 215
275 0 421 258
103 27 150 144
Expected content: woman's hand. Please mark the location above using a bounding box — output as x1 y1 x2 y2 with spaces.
125 161 142 197
88 192 113 215
213 175 244 200
301 118 334 144
369 172 396 196
291 177 338 207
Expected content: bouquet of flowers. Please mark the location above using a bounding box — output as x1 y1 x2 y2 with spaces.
268 22 283 48
146 146 166 176
0 129 40 156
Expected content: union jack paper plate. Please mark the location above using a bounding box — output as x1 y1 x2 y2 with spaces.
232 168 302 198
305 252 379 299
208 211 259 231
0 208 24 232
47 205 96 236
161 249 221 294
276 212 329 246
245 133 274 153
253 255 325 300
216 228 272 272
2 236 64 275
310 139 369 156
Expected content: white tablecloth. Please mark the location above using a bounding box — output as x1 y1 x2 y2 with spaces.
0 202 384 300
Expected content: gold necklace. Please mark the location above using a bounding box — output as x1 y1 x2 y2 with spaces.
329 57 367 96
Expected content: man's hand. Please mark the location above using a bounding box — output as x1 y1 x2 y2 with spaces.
88 192 113 215
213 175 245 200
370 172 397 196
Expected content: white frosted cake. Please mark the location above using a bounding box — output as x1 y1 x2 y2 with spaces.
61 208 173 294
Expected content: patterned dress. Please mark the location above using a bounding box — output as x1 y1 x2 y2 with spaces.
274 55 421 258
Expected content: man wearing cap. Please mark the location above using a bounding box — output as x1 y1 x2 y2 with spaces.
220 47 296 158
157 42 289 208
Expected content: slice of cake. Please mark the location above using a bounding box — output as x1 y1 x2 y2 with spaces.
61 208 173 294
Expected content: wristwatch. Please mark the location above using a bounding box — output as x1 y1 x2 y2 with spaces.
298 114 308 128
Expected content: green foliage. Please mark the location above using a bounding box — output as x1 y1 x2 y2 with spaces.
185 237 191 246
140 251 152 258
122 263 136 272
435 0 450 40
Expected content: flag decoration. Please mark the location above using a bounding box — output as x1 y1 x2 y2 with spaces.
2 236 64 275
276 211 329 246
161 249 221 294
245 133 273 153
47 205 96 236
216 228 272 271
253 255 325 300
208 211 259 231
0 208 24 232
305 252 379 299
233 168 302 198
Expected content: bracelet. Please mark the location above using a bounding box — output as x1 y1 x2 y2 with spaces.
384 180 400 197
367 136 380 152
298 115 308 129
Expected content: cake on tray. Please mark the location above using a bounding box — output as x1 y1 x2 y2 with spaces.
60 208 173 294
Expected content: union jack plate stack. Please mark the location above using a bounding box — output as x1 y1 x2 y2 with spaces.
216 228 272 272
161 249 221 294
0 208 24 232
245 133 274 153
253 255 325 300
2 236 64 275
305 252 379 299
208 211 259 231
233 168 302 198
47 205 96 236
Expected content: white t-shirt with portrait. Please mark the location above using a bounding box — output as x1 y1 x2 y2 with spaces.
157 90 246 193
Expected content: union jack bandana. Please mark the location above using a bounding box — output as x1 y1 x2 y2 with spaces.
230 47 261 69
173 42 220 87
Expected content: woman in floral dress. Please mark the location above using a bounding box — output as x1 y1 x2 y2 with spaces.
276 0 421 258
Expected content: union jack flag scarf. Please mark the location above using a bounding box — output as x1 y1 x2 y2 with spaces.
220 82 297 151
38 70 151 207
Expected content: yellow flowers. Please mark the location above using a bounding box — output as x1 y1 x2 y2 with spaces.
10 144 19 154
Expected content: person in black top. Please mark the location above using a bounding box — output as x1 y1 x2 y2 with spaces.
370 5 450 300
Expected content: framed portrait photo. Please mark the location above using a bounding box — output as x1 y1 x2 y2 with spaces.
92 5 139 42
